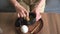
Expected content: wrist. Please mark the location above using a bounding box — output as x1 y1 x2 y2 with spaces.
14 1 19 7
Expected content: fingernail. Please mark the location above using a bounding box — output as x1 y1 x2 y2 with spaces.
18 13 20 18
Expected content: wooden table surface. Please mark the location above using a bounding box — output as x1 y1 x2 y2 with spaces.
0 13 60 34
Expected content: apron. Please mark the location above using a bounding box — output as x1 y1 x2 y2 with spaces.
17 0 40 12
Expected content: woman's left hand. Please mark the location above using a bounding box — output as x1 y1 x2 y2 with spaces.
32 0 46 21
32 7 42 21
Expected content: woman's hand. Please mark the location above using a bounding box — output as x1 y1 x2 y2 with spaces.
32 0 46 21
10 0 29 18
15 1 29 18
32 8 42 21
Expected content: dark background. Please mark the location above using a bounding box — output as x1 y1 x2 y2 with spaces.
0 0 16 12
0 0 60 13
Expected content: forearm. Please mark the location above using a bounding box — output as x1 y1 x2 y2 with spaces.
10 0 22 8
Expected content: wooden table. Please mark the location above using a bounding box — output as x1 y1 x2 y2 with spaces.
0 13 60 34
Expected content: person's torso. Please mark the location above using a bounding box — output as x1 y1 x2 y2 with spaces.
17 0 40 12
18 0 40 5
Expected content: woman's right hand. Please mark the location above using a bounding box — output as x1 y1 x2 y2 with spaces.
10 0 29 20
14 1 29 18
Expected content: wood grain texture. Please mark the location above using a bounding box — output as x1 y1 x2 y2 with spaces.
0 13 60 34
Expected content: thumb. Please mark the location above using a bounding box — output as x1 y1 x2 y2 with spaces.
36 13 41 21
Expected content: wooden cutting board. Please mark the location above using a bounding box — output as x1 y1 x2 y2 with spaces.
0 13 60 34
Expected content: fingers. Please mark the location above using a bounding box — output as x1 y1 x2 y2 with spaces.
36 13 41 21
32 8 41 21
18 12 24 18
23 10 30 21
20 6 29 17
16 6 29 19
21 9 29 18
25 11 29 17
21 10 26 17
17 9 29 19
17 10 24 18
18 13 20 18
20 12 24 17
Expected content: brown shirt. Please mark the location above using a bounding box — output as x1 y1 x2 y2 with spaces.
17 0 40 12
